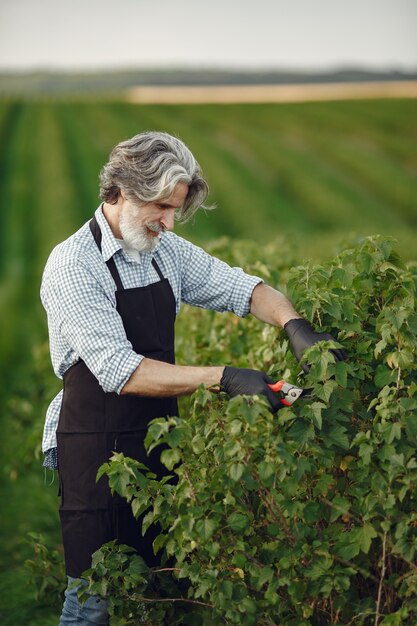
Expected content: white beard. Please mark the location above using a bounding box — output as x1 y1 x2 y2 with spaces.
119 205 162 253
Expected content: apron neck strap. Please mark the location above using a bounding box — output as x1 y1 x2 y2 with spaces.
151 258 164 280
89 215 124 291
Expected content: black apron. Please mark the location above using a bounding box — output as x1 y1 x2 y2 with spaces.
56 216 178 578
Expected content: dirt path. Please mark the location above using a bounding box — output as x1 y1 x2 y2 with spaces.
126 81 417 104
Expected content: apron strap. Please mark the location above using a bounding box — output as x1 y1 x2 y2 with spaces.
89 216 124 291
89 214 166 288
151 258 165 280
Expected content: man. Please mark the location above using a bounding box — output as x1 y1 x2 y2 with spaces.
41 131 345 624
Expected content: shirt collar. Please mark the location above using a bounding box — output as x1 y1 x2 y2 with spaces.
94 205 123 262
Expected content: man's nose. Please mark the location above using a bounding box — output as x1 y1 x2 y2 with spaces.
160 208 175 231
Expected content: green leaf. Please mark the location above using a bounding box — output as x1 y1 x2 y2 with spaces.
191 434 205 455
239 597 257 614
310 402 326 430
303 501 322 523
287 420 315 447
358 443 373 465
335 523 377 560
152 533 167 555
333 267 354 288
322 424 349 450
358 523 377 554
380 607 410 626
165 426 185 448
127 555 149 576
229 463 245 481
374 365 396 388
313 473 334 496
400 397 417 411
220 579 233 600
224 439 242 458
407 314 417 334
91 549 105 568
131 497 151 519
102 467 130 497
380 421 401 444
227 512 249 532
160 448 181 470
229 419 243 436
404 414 417 443
329 496 350 523
193 384 214 408
316 379 338 403
195 518 217 541
257 566 274 588
258 460 275 482
335 361 348 387
335 529 361 560
226 395 263 425
96 462 110 482
97 579 108 597
146 419 170 444
142 511 155 534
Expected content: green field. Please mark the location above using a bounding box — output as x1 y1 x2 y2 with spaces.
0 98 416 624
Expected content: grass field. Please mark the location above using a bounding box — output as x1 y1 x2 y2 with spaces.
0 98 416 624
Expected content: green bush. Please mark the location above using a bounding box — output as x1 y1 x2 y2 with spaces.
76 237 417 624
25 532 66 609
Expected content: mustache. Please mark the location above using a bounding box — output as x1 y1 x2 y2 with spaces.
146 222 166 234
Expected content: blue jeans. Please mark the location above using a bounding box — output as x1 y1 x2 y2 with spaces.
59 576 109 625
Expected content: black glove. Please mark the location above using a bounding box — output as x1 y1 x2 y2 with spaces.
284 318 347 373
220 366 283 412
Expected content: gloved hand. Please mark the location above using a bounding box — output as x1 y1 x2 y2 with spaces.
220 366 283 412
284 318 346 373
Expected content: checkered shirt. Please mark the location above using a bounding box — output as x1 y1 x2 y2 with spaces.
41 206 262 468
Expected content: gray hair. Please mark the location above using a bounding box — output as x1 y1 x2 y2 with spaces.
99 131 209 222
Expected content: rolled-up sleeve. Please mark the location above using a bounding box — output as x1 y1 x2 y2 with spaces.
177 238 263 317
41 262 142 393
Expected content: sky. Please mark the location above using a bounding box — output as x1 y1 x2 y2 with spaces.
0 0 416 72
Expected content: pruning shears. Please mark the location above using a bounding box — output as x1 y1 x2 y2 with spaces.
268 380 311 407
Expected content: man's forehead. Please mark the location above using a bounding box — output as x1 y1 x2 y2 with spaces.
159 182 189 207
